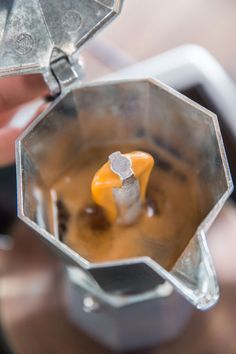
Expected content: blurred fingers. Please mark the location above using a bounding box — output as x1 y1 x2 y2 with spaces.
0 99 47 167
0 75 48 114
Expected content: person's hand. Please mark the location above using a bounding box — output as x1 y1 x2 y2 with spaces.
0 75 48 167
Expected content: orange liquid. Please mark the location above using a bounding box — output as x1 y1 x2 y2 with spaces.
47 141 203 270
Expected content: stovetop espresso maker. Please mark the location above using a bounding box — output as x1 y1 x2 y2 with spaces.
0 0 233 351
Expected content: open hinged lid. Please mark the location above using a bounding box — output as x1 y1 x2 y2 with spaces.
0 0 124 94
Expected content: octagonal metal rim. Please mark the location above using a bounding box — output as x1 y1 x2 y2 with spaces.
16 77 233 309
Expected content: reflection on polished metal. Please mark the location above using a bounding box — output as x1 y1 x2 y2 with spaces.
109 151 142 225
82 295 100 313
16 79 233 310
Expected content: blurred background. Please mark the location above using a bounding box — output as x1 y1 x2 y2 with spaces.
1 1 236 353
83 0 236 80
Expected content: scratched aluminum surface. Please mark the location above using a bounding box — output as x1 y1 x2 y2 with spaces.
0 0 123 77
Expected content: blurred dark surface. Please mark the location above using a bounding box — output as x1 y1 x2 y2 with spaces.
0 165 17 234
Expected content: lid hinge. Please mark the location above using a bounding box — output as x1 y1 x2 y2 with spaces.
45 53 83 96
